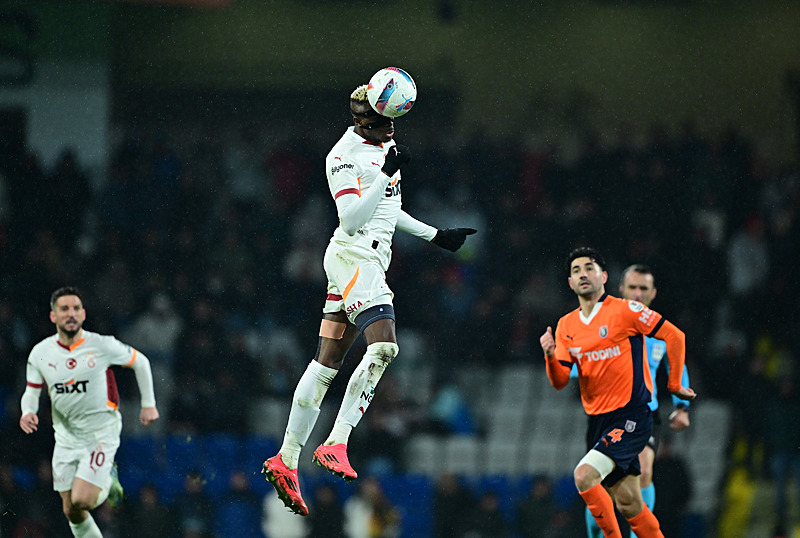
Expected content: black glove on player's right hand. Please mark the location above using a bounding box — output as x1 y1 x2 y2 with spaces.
432 228 477 252
381 144 411 178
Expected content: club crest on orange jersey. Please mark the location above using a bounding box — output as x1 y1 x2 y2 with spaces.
599 326 608 338
628 300 645 313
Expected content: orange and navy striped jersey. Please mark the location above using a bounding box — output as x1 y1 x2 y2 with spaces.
546 294 686 415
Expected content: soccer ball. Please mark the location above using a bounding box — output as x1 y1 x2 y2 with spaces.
367 67 417 118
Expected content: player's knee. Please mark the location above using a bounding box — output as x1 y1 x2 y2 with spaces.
72 499 93 513
70 492 97 514
366 342 399 366
575 450 614 491
573 464 598 492
63 498 89 522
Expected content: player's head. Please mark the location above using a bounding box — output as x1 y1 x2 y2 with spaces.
619 264 657 307
565 247 607 275
49 286 85 338
566 247 608 298
350 84 394 144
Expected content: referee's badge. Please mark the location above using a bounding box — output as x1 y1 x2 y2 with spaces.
599 326 608 338
625 420 636 432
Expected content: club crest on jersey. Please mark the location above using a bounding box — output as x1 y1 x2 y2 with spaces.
599 326 608 338
625 420 637 432
66 358 77 369
628 300 645 313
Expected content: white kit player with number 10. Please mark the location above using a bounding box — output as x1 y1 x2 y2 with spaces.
20 287 159 538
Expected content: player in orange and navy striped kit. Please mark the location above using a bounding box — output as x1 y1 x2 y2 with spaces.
540 247 696 538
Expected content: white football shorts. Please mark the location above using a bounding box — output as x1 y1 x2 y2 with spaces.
323 247 394 324
52 420 121 492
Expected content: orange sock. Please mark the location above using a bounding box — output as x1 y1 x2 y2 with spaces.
579 483 622 538
627 505 664 538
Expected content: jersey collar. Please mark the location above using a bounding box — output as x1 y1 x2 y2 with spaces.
579 293 609 325
347 126 384 147
56 337 85 351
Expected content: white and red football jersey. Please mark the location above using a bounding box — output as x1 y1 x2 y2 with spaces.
25 330 149 439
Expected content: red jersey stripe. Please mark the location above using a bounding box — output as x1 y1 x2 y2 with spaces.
106 369 119 409
335 188 361 199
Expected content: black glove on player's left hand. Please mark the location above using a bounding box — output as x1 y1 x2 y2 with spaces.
381 144 411 178
431 228 477 252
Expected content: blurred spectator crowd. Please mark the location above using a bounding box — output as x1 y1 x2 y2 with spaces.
0 109 798 536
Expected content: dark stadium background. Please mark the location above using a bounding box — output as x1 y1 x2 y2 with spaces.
0 1 798 536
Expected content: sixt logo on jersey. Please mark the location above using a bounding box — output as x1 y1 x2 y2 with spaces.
568 345 621 366
330 163 355 175
53 379 89 394
384 178 401 197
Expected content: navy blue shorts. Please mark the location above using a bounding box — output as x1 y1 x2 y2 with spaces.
585 404 653 487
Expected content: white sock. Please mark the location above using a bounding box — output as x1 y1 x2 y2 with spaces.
325 342 397 445
326 421 354 446
69 513 103 538
280 360 338 468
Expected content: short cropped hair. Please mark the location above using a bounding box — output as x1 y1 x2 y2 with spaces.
620 264 655 287
566 247 607 275
50 286 83 310
350 84 376 117
350 84 369 103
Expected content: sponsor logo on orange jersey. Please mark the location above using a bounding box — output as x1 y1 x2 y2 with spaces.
568 345 622 366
